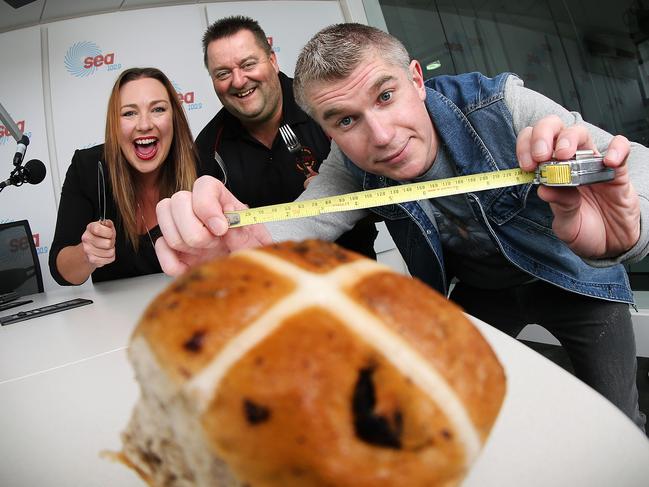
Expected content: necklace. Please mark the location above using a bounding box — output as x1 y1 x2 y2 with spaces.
137 201 156 249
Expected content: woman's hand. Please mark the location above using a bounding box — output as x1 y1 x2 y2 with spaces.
80 219 117 267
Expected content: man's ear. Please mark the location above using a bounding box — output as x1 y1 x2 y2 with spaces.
409 60 426 100
270 52 280 73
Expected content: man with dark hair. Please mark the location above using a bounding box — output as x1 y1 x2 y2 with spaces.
157 23 649 430
194 16 378 258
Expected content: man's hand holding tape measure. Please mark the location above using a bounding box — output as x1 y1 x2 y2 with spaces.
155 176 272 276
517 115 639 260
155 115 640 277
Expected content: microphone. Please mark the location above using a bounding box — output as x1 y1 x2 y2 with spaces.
0 159 46 190
13 134 29 166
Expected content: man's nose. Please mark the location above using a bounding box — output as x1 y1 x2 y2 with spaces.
366 112 394 146
231 67 247 88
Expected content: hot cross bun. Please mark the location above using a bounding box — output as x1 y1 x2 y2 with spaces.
121 240 505 486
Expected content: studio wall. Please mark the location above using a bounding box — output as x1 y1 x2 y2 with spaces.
0 26 58 291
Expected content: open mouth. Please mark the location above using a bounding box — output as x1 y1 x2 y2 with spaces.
234 87 256 99
133 137 159 161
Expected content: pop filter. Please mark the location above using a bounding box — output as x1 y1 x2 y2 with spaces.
22 159 46 185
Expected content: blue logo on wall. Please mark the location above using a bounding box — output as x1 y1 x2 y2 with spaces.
65 41 101 77
65 41 121 77
172 81 202 111
0 120 30 146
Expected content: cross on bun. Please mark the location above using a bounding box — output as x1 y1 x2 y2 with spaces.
121 240 505 486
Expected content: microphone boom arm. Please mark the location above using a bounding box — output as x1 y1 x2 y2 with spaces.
0 101 23 142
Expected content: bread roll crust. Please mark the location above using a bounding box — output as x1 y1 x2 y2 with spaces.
136 255 297 384
124 240 505 487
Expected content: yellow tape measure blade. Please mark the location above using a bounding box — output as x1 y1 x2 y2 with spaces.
225 168 535 228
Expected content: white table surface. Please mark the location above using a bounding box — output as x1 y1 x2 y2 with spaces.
0 273 172 383
1 274 648 487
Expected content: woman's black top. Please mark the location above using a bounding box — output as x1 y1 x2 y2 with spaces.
49 144 162 285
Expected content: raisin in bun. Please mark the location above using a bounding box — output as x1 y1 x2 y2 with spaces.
121 240 505 487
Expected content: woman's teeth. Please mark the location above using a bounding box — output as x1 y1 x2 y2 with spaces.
135 138 157 145
134 139 158 159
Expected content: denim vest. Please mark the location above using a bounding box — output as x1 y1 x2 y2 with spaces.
343 72 633 303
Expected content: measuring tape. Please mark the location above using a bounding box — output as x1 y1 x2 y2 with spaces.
225 151 612 228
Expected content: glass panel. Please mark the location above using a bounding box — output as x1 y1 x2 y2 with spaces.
377 1 454 77
373 0 649 291
550 0 649 143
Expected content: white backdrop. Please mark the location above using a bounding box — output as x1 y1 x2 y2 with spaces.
205 1 345 76
47 4 215 188
0 26 59 291
0 0 347 291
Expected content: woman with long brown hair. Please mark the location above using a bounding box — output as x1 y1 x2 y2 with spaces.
50 67 199 285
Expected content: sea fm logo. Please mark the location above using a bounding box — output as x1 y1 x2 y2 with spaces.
32 232 49 255
0 120 31 146
9 231 48 255
64 41 122 78
172 82 203 112
267 36 280 53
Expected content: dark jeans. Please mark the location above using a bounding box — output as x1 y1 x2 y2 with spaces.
449 279 646 431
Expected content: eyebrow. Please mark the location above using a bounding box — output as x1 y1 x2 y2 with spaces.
120 99 169 109
322 74 396 121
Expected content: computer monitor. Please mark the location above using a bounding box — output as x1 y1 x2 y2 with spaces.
0 220 44 296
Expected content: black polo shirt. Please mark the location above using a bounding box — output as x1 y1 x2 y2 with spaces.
196 72 332 206
195 72 378 257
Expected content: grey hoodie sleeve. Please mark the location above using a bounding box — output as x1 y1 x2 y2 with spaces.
505 75 649 266
267 142 367 243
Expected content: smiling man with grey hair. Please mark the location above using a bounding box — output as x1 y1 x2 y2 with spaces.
156 22 649 430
